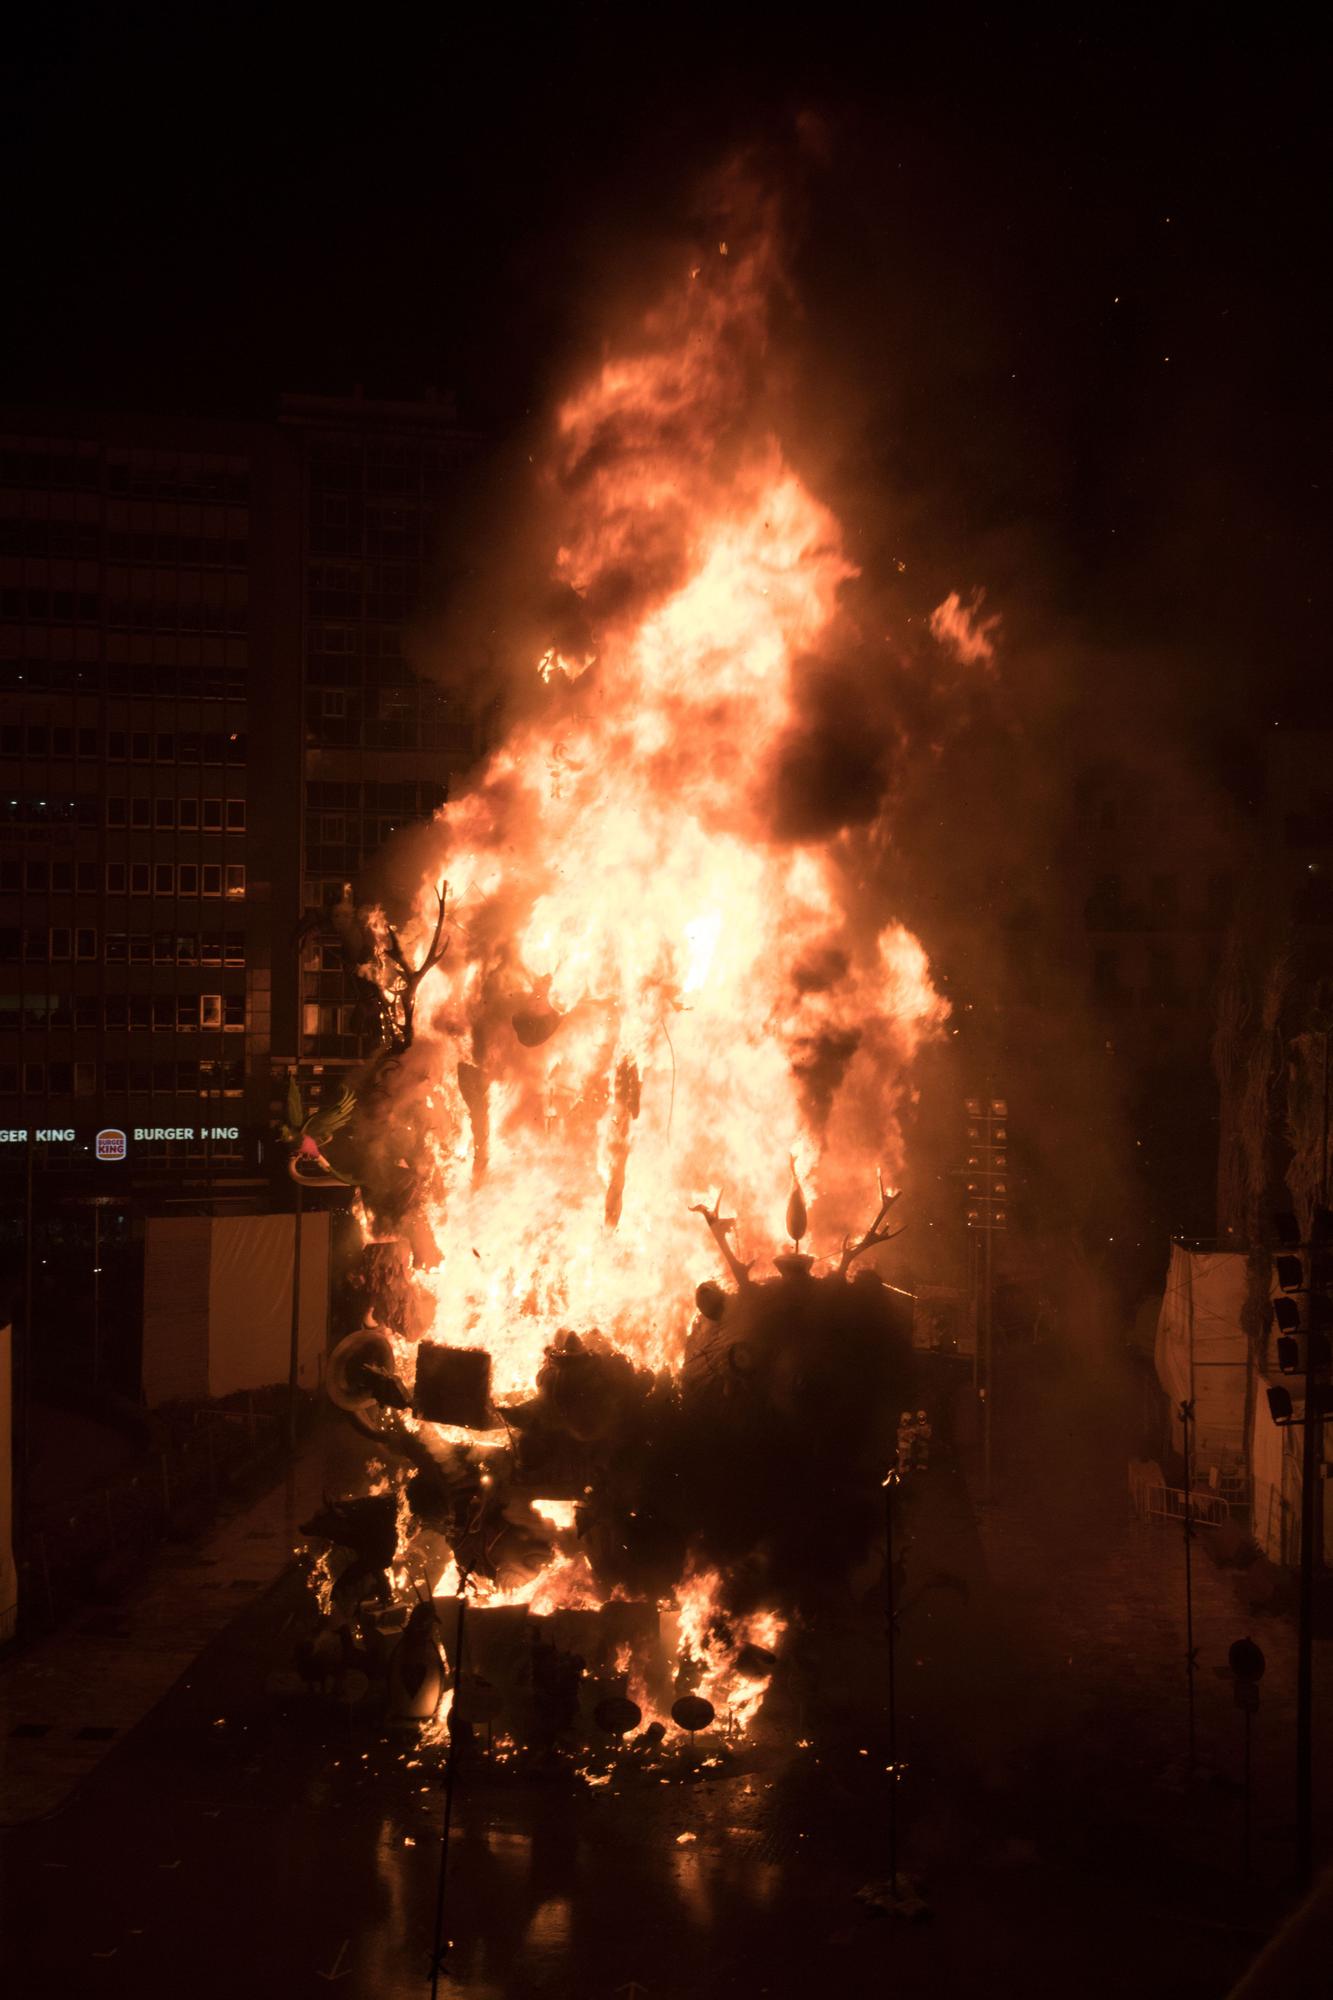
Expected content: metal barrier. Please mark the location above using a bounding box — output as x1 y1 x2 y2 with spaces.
1141 1481 1229 1529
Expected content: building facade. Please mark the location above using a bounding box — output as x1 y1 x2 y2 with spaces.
0 395 487 1397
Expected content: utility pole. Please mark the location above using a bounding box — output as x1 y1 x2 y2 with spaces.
1267 1176 1332 1890
287 1174 304 1455
965 1090 1009 1502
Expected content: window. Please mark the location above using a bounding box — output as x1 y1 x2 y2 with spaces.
152 1061 174 1093
131 796 151 829
130 862 150 895
104 1061 127 1093
176 933 198 963
176 1059 199 1091
202 798 223 831
23 929 48 963
52 727 73 757
51 860 73 893
153 931 173 962
178 862 198 895
129 1062 151 1092
23 1062 46 1094
0 1062 19 1093
224 994 245 1030
77 727 98 758
178 797 199 829
322 690 346 718
129 996 151 1031
203 733 224 764
319 942 342 972
76 861 97 894
226 797 246 831
201 933 222 963
156 733 175 762
107 730 126 761
106 933 128 963
131 731 151 762
104 996 127 1030
152 997 175 1029
76 927 97 959
0 861 17 894
177 997 196 1030
130 934 151 963
200 993 223 1029
25 860 49 892
178 733 200 763
107 862 127 894
74 1061 96 1097
202 864 222 897
224 930 245 965
107 796 127 828
74 995 99 1029
26 725 49 755
154 862 174 895
155 797 174 829
224 864 245 899
49 927 71 960
49 1062 73 1096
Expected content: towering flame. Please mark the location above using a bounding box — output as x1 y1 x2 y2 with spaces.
381 216 947 1403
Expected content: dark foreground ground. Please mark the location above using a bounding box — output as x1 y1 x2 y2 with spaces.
2 1340 1331 1998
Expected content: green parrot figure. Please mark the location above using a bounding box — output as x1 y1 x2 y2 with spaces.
279 1077 358 1184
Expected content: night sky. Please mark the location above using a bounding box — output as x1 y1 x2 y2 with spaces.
5 8 1328 727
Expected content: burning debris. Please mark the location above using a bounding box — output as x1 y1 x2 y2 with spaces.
291 182 968 1746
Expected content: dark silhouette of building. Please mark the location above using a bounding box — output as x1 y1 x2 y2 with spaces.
0 394 486 1397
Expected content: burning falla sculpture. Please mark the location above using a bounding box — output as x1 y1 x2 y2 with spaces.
296 185 947 1740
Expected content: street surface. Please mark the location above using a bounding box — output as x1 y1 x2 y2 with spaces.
3 1345 1330 1997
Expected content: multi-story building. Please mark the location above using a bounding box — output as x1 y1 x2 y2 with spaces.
0 393 489 1396
273 391 487 1073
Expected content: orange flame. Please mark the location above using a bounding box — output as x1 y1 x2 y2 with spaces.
385 226 945 1401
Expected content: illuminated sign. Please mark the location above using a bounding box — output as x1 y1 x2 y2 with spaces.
0 1123 247 1154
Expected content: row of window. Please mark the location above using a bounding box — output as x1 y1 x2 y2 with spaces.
303 1003 360 1038
0 445 250 503
8 661 248 696
2 858 248 896
306 778 447 813
5 859 245 897
2 587 247 632
307 815 409 849
1 725 246 763
0 526 248 567
2 929 245 964
2 993 245 1029
1 1056 247 1096
1 795 246 830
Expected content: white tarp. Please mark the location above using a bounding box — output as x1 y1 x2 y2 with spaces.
142 1212 329 1407
1154 1245 1249 1461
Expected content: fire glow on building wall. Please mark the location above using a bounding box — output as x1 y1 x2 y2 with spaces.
303 183 990 1736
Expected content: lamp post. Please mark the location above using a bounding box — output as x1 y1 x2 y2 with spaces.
882 1463 903 1896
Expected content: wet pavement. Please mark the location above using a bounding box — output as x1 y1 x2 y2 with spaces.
2 1352 1327 1997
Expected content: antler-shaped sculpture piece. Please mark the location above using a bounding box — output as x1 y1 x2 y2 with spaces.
690 1192 754 1291
380 880 450 1051
836 1173 904 1280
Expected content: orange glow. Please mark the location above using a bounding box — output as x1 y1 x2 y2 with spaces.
356 211 952 1734
385 227 946 1404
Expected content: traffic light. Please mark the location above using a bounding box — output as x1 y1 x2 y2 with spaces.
964 1095 1009 1232
1271 1209 1333 1375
